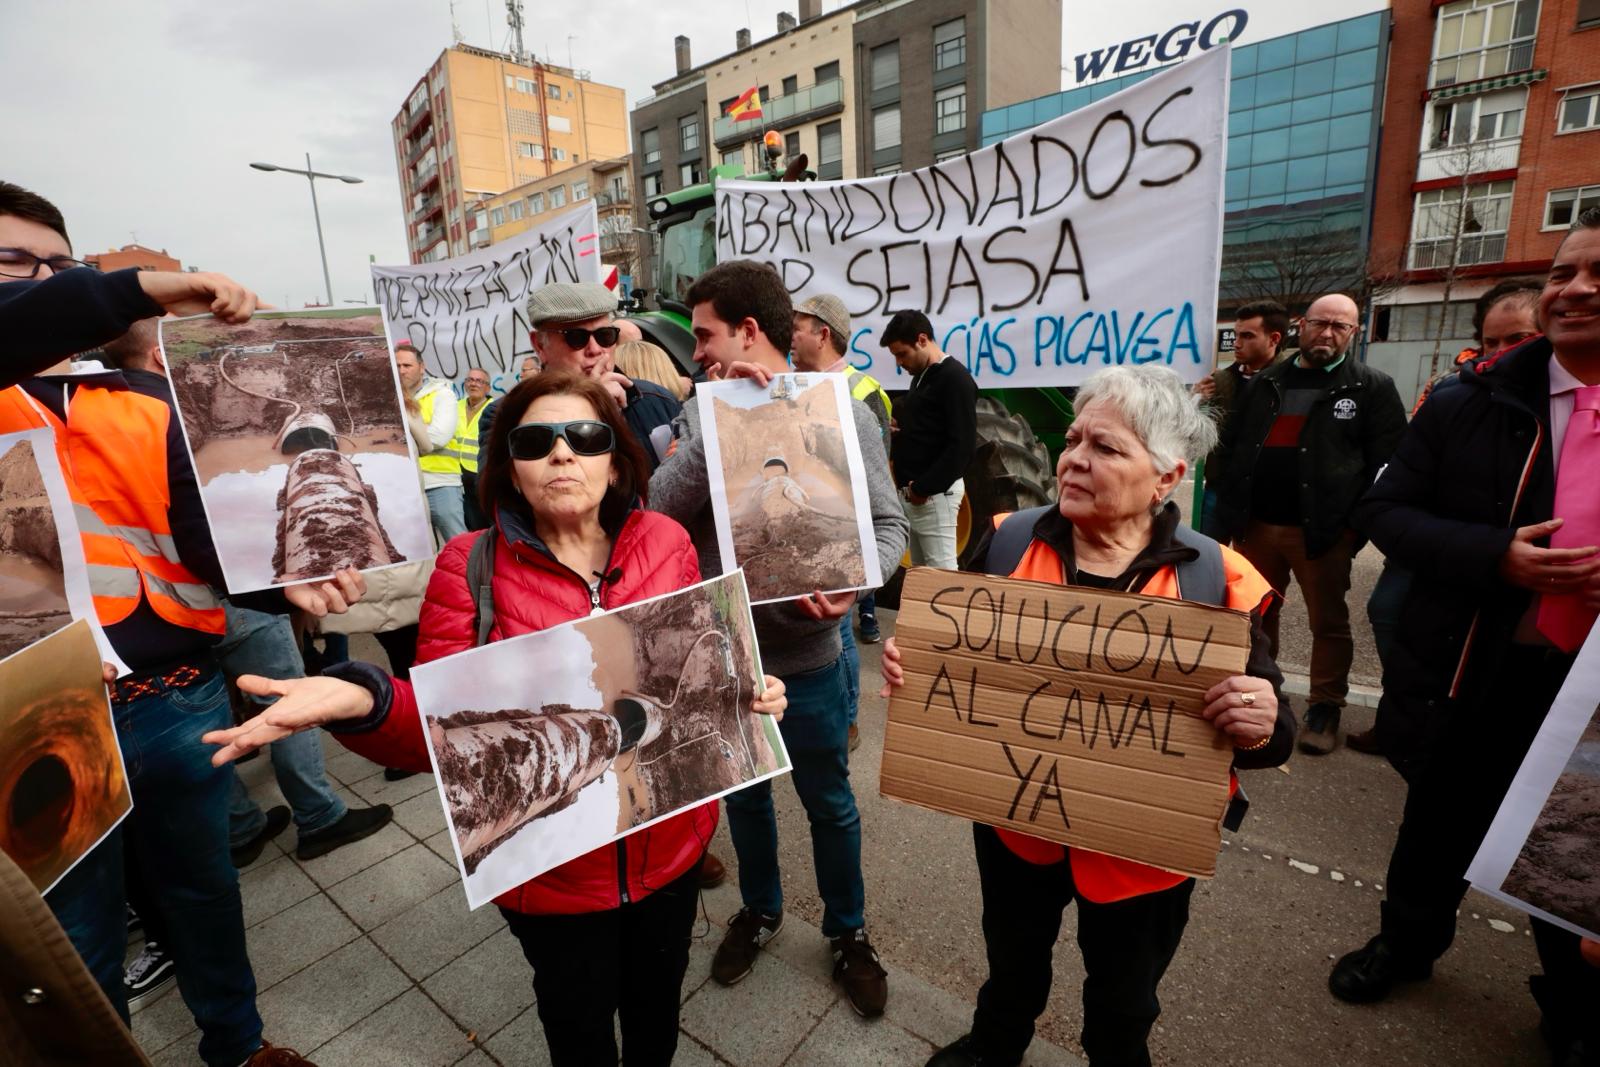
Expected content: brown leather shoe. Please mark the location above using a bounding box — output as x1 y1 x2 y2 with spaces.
699 849 727 889
243 1040 319 1065
1346 727 1382 755
848 724 861 752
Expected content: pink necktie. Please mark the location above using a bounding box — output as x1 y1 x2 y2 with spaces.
1538 385 1600 652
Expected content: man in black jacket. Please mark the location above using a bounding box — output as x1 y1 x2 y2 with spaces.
883 309 977 570
1327 210 1600 1065
1213 292 1407 754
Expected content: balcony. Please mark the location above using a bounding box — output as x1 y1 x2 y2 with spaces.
405 100 433 137
416 223 444 250
595 189 631 207
714 78 844 147
413 162 440 190
1429 40 1535 89
405 130 434 168
412 194 443 222
1409 232 1507 270
1416 136 1519 183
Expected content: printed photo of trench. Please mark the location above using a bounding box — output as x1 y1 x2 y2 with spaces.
702 374 878 604
0 438 71 661
0 619 131 894
1501 711 1600 938
160 309 434 593
410 571 787 908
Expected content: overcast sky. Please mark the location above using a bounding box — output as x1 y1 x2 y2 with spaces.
1 0 822 309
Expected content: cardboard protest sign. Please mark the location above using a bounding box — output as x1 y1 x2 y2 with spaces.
371 201 602 391
698 373 882 605
1468 625 1600 941
0 428 127 673
160 308 434 594
0 619 131 894
882 567 1251 878
714 46 1229 388
411 570 788 909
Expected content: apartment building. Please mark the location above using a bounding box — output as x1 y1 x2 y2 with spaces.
390 45 628 263
1367 0 1600 397
473 156 641 284
84 244 182 272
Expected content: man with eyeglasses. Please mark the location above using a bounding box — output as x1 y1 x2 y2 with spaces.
1213 292 1407 755
477 282 681 472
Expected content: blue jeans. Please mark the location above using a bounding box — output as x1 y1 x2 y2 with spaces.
46 670 262 1067
724 654 865 937
426 484 468 543
214 605 345 843
839 616 861 727
1198 486 1230 543
1366 561 1412 673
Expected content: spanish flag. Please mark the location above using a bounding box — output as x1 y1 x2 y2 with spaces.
727 86 763 122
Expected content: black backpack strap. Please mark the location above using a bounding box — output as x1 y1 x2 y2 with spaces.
985 505 1055 577
1171 525 1227 606
466 530 497 647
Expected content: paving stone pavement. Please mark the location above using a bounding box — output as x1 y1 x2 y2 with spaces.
130 730 1084 1067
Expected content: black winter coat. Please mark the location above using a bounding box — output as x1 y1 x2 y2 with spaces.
1351 337 1570 769
1213 354 1407 557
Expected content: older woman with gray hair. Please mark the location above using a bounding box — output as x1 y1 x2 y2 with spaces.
882 365 1293 1067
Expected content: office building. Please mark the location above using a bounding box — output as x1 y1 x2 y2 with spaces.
390 44 628 263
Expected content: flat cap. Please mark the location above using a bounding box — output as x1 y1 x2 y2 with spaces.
795 293 851 344
526 282 617 326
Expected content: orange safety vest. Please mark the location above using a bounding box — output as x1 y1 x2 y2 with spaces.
990 518 1275 903
0 384 224 635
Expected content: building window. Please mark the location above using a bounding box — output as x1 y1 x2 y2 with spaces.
785 131 801 160
817 121 842 169
1410 179 1514 268
516 141 541 157
1559 87 1600 133
1426 88 1525 148
550 185 567 208
1545 185 1600 229
871 42 899 92
1383 301 1477 342
874 163 900 176
935 147 966 162
680 162 701 185
782 75 798 96
1430 0 1539 89
515 77 535 94
507 200 524 221
548 84 562 99
721 148 744 167
573 180 589 200
490 207 506 227
642 128 660 165
552 147 567 161
611 176 627 200
934 18 966 71
873 104 901 150
680 114 700 153
814 60 839 84
935 84 967 134
1581 0 1600 27
528 192 544 214
643 172 663 197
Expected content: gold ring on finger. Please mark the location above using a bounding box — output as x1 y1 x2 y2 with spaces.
1240 691 1256 705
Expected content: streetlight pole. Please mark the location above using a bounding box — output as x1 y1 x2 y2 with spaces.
248 155 364 307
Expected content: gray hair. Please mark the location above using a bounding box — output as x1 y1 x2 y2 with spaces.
1073 365 1218 505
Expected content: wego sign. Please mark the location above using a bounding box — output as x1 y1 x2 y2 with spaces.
1070 10 1247 86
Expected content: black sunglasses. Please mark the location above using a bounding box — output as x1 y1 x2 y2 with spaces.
507 420 616 460
558 325 621 349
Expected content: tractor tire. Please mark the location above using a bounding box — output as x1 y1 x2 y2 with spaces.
875 396 1056 609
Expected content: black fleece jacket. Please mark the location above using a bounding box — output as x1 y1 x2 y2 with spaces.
1 269 162 386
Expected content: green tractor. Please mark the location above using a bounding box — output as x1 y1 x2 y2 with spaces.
622 159 1069 595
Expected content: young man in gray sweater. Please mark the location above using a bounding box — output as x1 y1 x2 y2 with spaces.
649 260 909 1018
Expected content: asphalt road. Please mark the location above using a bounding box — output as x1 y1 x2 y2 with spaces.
710 485 1552 1067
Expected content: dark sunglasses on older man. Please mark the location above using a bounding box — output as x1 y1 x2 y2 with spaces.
508 420 616 460
559 325 621 349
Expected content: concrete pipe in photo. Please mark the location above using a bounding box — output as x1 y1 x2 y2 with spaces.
273 449 405 583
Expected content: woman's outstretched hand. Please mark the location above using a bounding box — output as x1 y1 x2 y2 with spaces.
203 674 375 766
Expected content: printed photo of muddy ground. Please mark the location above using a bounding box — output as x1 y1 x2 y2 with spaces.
711 376 870 603
0 439 71 661
162 310 434 592
413 572 783 902
1502 712 1600 937
0 619 130 894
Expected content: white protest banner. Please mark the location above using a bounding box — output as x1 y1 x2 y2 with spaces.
714 46 1229 388
371 201 602 393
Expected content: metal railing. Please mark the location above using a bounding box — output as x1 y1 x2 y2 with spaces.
713 78 844 144
1429 39 1535 88
1409 232 1507 270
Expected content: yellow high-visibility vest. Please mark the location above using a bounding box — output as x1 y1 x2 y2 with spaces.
448 397 488 474
417 386 461 476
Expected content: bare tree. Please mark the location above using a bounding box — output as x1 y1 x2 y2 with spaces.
1407 137 1502 377
1225 223 1400 313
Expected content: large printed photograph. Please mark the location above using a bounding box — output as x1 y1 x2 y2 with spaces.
0 619 131 894
160 308 434 593
410 571 787 908
1499 711 1600 937
698 373 881 605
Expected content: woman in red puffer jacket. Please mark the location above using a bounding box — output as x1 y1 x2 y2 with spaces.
204 370 786 1066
